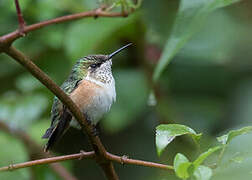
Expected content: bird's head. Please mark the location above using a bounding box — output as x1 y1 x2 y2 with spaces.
73 43 132 83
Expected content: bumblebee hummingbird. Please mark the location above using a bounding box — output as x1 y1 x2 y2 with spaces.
42 43 132 151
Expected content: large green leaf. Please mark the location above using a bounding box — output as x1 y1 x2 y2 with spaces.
156 124 201 156
212 132 252 180
153 0 241 82
174 153 192 180
217 126 252 145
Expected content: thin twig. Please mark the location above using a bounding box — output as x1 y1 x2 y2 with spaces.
0 120 78 180
14 0 26 36
106 153 174 170
0 152 95 172
0 9 129 46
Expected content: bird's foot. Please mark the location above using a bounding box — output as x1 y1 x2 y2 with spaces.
91 125 100 136
120 155 129 165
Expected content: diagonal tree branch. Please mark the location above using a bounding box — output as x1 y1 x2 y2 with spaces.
0 120 78 180
3 46 118 180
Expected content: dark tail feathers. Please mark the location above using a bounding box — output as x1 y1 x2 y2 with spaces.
43 110 72 152
42 127 54 139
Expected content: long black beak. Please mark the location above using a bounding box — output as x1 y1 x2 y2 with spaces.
108 43 132 60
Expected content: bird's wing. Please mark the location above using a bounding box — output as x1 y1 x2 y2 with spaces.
42 79 81 151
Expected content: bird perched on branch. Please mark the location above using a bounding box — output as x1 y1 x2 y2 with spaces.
42 43 132 151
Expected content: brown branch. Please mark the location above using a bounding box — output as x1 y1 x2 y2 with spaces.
3 46 118 180
0 151 95 172
14 0 26 36
106 153 174 170
0 9 128 46
0 120 78 180
0 151 173 172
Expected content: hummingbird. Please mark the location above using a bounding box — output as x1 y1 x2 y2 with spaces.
42 43 132 151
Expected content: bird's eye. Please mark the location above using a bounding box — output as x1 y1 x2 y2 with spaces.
90 64 97 68
90 63 101 69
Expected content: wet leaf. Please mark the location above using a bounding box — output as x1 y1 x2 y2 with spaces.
174 153 192 179
156 124 201 156
217 126 252 145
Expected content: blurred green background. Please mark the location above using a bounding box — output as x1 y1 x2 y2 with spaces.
1 0 252 179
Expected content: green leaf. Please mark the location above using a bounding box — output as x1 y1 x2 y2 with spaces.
174 153 190 170
173 146 219 179
217 126 252 145
156 124 201 156
153 0 241 82
193 165 212 180
174 153 193 179
193 146 221 169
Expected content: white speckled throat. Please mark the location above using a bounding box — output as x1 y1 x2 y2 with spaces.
86 59 113 85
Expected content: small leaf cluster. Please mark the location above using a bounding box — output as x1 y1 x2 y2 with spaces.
155 124 252 180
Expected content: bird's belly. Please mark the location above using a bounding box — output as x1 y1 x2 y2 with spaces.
70 80 116 127
84 88 115 125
